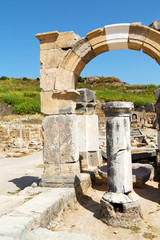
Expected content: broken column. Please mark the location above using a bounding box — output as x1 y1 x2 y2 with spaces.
100 102 142 227
76 88 102 169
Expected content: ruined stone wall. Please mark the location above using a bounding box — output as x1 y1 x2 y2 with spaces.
0 122 42 157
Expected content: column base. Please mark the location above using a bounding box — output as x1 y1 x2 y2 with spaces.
40 175 80 188
100 191 142 227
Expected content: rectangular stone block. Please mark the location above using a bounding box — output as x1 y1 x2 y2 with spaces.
41 90 79 115
87 115 99 151
105 23 130 50
40 48 69 69
35 31 59 50
40 68 56 91
76 88 96 103
55 68 77 90
43 114 79 164
77 115 88 152
128 24 149 51
86 28 109 55
55 31 80 49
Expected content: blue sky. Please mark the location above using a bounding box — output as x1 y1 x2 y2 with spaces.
0 0 160 85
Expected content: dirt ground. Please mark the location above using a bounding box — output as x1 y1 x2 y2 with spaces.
50 180 160 240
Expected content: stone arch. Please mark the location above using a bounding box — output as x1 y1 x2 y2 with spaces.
35 23 160 188
36 23 160 114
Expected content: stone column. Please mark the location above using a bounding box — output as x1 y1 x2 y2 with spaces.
76 88 102 169
100 102 142 227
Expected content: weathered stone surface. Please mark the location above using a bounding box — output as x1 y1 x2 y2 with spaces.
86 27 109 55
43 115 79 164
77 115 101 168
76 88 96 103
41 90 79 115
40 68 56 91
100 198 142 227
128 23 149 51
60 50 86 76
88 151 102 167
105 23 130 50
40 48 69 69
149 20 160 32
35 31 59 50
0 215 33 239
72 37 96 64
25 228 93 240
142 28 160 64
98 163 153 187
55 31 80 49
102 102 133 194
55 68 77 90
132 163 151 188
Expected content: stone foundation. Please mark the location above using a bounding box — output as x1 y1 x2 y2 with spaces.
100 192 142 227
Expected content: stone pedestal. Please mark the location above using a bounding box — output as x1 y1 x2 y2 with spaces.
40 114 80 187
76 88 102 169
100 102 142 227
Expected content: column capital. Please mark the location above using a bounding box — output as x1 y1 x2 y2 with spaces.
102 101 133 117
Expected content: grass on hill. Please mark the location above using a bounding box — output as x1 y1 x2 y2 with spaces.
0 77 40 115
77 77 159 107
0 76 158 115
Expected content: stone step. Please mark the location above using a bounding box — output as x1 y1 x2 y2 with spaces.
25 228 93 240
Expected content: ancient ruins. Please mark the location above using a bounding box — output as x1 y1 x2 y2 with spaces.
35 22 160 226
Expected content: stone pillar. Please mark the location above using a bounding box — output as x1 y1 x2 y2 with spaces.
100 102 142 227
76 88 102 169
35 31 82 188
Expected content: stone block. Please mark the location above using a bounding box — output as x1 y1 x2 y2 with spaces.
61 50 86 76
142 28 160 61
77 115 88 152
149 20 160 31
43 114 79 164
105 23 130 50
75 103 87 114
72 37 96 64
0 215 33 239
40 48 69 69
55 31 80 49
87 115 99 151
41 90 79 115
100 196 142 227
35 31 59 50
86 27 109 55
88 151 102 167
40 68 56 91
128 23 149 51
76 88 96 103
55 68 77 90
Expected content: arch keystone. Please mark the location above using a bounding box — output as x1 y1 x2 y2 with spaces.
105 23 130 51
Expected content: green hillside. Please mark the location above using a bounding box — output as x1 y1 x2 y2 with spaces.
77 77 159 107
0 76 158 115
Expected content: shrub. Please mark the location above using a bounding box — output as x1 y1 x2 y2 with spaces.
13 100 40 114
0 76 9 80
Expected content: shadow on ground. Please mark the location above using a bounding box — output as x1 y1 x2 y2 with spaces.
9 176 40 190
134 182 160 204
